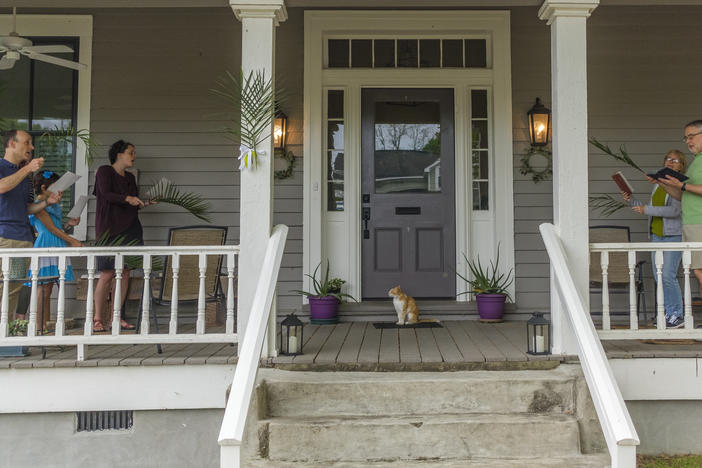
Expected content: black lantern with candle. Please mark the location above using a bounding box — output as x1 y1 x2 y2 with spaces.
280 313 303 356
526 312 551 355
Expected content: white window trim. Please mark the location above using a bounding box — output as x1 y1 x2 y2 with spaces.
303 11 514 301
0 14 93 241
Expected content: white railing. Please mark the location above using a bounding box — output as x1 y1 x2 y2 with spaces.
218 224 288 468
0 244 239 360
540 223 639 468
591 241 702 339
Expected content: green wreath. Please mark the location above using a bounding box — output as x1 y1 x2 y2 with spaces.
519 146 552 183
274 149 296 180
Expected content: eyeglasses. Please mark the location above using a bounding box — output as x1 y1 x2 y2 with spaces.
683 131 702 142
665 158 681 163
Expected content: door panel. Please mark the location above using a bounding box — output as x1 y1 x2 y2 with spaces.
361 88 456 299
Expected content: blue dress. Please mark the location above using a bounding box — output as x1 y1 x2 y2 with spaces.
26 204 75 284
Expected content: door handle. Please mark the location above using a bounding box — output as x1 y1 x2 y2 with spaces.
362 207 370 239
395 207 421 215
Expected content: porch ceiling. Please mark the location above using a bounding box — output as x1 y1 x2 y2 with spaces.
2 0 701 8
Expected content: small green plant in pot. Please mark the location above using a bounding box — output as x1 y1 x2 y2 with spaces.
292 261 356 325
456 247 513 322
0 319 30 357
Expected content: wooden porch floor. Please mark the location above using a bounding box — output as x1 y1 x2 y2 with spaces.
4 320 702 370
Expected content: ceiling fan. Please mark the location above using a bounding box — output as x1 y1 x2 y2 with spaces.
0 7 86 71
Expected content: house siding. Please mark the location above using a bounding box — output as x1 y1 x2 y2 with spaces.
33 5 697 316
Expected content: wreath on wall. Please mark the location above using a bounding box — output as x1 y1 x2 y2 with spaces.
519 146 553 183
274 149 296 180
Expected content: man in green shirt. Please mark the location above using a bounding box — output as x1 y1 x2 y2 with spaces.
658 120 702 287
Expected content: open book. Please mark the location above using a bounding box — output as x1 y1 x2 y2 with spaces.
647 167 689 183
611 171 633 196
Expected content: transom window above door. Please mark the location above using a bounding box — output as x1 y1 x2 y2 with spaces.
326 38 487 69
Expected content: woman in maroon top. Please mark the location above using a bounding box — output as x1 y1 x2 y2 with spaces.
93 140 147 332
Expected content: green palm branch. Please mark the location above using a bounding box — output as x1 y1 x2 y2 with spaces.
589 193 629 217
589 137 645 174
40 126 100 166
145 178 212 222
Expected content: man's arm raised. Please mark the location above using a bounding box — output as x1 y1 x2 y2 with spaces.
0 158 43 194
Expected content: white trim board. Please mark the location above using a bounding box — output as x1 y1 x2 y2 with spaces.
303 11 515 302
0 14 93 241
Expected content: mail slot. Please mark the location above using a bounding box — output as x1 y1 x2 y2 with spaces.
395 207 421 215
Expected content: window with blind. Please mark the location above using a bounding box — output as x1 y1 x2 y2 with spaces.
0 36 79 214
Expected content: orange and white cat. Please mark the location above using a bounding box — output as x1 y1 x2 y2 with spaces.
388 285 437 325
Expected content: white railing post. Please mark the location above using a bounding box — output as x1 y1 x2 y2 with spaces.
0 256 9 337
169 253 180 335
627 251 638 331
197 253 207 335
601 251 610 331
226 253 236 335
28 256 39 336
112 254 124 335
683 250 693 329
56 255 67 336
84 255 96 336
655 251 665 330
141 254 152 335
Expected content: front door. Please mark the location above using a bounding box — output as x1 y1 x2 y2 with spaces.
361 88 456 299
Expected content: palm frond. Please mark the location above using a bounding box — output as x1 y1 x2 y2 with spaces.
589 137 645 174
589 193 629 217
40 126 100 166
145 178 212 222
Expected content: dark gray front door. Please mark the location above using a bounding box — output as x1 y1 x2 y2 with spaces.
361 88 456 299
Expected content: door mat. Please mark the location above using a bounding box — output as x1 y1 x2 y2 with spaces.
640 339 700 345
373 322 442 329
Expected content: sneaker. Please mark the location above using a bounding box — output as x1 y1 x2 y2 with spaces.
666 316 684 329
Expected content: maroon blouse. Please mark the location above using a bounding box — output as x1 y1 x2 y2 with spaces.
93 165 140 237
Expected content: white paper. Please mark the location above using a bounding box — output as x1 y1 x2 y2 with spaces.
47 171 81 193
67 195 88 219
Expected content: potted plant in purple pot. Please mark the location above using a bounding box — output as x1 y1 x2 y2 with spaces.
293 261 356 325
456 247 513 322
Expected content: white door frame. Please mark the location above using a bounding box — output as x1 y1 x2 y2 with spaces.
0 14 93 241
303 10 514 301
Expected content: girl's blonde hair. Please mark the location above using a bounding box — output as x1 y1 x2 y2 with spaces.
665 149 687 173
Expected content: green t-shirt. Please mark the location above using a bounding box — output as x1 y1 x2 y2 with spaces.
683 153 702 225
650 186 666 236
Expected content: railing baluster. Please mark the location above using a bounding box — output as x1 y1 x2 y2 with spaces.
226 253 235 335
141 254 151 335
169 253 180 335
28 256 39 336
655 250 665 330
0 256 9 338
628 251 637 331
112 254 123 336
683 250 693 329
601 251 610 331
196 253 207 335
84 255 96 335
56 255 67 336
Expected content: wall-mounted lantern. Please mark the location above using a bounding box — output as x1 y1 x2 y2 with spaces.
273 111 288 153
527 98 551 147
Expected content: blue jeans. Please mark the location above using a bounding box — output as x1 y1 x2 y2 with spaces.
651 234 683 320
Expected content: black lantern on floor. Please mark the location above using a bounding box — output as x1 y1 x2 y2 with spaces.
526 312 551 355
527 98 551 147
280 313 303 356
273 111 288 153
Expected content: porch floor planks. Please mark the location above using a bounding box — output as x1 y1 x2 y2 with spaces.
398 328 421 364
315 323 352 364
416 328 443 363
379 328 400 363
287 324 335 365
430 326 464 363
444 320 486 362
357 322 382 363
336 322 367 363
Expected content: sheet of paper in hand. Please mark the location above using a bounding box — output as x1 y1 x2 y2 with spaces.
647 167 689 183
47 171 81 193
611 171 634 196
67 195 88 219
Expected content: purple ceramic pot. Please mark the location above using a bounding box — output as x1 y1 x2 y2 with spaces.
309 295 340 324
475 294 506 321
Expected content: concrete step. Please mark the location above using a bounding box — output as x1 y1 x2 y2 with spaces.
263 369 576 418
247 454 609 467
262 413 582 462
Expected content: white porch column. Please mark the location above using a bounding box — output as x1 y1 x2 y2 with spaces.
539 0 598 355
230 1 287 353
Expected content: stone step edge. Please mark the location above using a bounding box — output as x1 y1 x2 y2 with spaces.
261 412 579 426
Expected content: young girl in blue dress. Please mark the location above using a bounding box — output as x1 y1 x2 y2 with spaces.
27 170 83 332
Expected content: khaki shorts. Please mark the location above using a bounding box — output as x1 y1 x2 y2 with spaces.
683 224 702 269
0 237 33 319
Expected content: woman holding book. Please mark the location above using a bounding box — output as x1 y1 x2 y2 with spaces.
622 150 686 328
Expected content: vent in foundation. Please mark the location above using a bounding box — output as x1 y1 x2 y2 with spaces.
76 410 133 432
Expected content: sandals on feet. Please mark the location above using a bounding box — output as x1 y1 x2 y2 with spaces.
120 320 136 331
93 321 108 333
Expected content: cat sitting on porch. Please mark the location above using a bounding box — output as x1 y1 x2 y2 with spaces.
388 285 438 325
